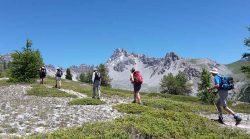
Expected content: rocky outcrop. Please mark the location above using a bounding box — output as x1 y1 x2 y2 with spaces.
0 85 129 137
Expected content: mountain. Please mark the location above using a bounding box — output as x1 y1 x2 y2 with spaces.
0 54 12 71
106 48 234 94
1 49 245 95
226 60 249 80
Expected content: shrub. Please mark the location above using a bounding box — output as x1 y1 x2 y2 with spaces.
68 98 106 105
65 68 72 80
197 69 216 104
160 72 191 95
9 39 43 82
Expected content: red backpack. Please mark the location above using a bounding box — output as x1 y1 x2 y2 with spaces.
133 71 143 84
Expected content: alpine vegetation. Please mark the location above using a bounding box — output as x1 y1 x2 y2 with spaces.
9 39 43 82
65 68 73 80
160 72 192 95
197 69 215 104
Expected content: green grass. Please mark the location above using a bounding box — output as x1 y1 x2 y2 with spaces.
27 85 77 98
230 102 250 114
44 77 93 97
0 79 15 87
44 77 132 98
68 98 106 105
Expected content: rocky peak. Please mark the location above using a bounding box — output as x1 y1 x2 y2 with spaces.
165 52 180 61
110 48 128 61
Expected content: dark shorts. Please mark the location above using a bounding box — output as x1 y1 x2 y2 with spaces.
40 73 46 78
216 89 228 107
134 83 141 92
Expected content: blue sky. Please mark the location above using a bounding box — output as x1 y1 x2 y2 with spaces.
0 0 249 67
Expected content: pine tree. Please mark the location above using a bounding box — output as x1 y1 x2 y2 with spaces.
65 68 72 80
98 64 112 87
160 72 191 95
197 69 215 104
241 27 250 77
9 39 43 82
86 71 93 83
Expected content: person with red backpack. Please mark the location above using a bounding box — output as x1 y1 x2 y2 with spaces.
130 67 143 104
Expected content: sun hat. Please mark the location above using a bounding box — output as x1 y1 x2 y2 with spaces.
209 68 219 74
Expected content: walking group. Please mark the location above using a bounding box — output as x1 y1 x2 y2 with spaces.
38 66 242 125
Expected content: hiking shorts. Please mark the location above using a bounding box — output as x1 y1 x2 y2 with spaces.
40 73 46 78
56 77 61 81
93 81 101 88
216 89 228 107
134 83 141 92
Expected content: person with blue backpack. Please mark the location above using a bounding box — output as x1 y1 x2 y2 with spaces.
208 68 242 125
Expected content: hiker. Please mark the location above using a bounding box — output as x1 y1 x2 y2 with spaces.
39 66 46 84
130 68 143 104
92 68 101 99
208 68 242 125
55 67 63 89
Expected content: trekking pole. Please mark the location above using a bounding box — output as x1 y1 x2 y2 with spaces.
207 88 220 115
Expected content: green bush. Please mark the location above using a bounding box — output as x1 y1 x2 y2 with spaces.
29 110 250 139
9 40 43 83
160 72 191 95
197 69 216 104
68 98 106 105
79 72 93 83
98 64 112 87
65 68 72 80
114 103 152 114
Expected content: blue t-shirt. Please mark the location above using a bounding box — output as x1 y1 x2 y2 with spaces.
214 75 221 86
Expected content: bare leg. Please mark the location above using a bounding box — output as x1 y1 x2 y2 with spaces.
133 91 136 102
59 80 61 89
223 106 235 115
93 86 96 98
135 92 141 104
97 85 101 98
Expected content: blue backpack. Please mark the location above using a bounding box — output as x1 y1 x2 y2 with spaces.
219 76 234 90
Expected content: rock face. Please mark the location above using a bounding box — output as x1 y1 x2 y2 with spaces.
106 48 233 94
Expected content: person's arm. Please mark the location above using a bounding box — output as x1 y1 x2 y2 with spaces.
130 73 134 83
92 72 95 83
208 76 220 91
208 84 220 91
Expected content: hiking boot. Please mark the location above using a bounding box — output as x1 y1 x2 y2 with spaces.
97 97 100 100
234 115 242 126
132 100 136 103
92 96 96 99
218 115 224 124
